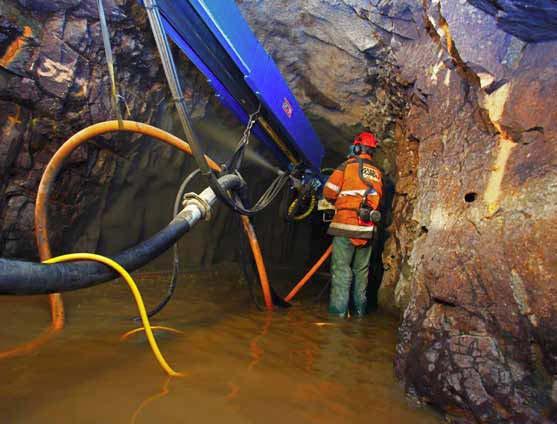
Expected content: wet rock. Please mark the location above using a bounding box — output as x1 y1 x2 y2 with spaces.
467 0 557 42
390 2 557 422
378 124 420 313
0 0 556 422
17 0 81 13
34 23 79 99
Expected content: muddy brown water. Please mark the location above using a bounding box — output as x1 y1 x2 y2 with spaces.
0 268 441 423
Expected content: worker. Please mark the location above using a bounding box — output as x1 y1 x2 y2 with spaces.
322 132 383 317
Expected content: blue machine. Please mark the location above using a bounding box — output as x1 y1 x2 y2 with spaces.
148 0 324 175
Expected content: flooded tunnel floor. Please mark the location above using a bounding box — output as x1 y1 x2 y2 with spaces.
0 267 441 423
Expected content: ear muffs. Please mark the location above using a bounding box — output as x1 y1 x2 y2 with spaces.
353 145 362 155
361 145 374 155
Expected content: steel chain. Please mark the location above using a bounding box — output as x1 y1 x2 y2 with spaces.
239 103 261 147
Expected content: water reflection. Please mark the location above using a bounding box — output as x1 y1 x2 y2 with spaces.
248 312 272 372
0 270 441 423
131 377 171 424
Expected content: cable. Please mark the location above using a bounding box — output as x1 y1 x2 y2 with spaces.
44 253 183 377
132 169 202 321
96 0 124 128
226 104 261 172
144 1 290 217
315 280 331 304
237 214 264 310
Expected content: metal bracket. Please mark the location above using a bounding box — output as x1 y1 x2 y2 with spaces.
182 192 212 221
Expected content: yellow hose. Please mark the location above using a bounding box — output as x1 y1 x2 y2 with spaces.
288 192 317 221
43 253 183 377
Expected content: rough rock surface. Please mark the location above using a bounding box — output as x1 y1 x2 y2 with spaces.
468 0 557 42
1 0 557 422
390 2 557 422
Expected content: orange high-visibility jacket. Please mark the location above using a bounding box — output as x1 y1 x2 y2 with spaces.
323 153 383 245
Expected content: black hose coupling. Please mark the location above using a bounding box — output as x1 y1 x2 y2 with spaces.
231 171 250 206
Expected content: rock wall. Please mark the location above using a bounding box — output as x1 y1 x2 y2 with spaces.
389 1 557 422
1 0 557 421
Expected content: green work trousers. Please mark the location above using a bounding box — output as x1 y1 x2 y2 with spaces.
329 236 372 317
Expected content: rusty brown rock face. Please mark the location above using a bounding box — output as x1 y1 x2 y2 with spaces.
1 0 557 421
390 2 557 422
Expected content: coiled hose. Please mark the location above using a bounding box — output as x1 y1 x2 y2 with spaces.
287 192 317 221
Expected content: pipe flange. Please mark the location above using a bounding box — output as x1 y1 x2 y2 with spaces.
182 192 212 221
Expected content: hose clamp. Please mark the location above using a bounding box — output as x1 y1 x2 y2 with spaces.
182 192 212 221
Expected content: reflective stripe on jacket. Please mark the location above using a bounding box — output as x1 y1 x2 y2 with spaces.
322 154 383 244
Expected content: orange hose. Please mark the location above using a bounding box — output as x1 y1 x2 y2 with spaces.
285 244 333 302
241 218 274 310
0 325 56 360
2 120 275 360
120 326 184 341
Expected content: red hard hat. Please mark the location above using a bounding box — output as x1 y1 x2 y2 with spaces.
353 132 377 148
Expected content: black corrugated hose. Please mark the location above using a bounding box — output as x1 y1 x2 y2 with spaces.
0 175 243 295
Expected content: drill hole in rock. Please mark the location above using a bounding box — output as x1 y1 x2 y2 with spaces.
464 192 477 203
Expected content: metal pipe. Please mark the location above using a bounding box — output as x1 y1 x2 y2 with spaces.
143 0 212 177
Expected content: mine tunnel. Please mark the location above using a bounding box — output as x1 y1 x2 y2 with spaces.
0 0 556 423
